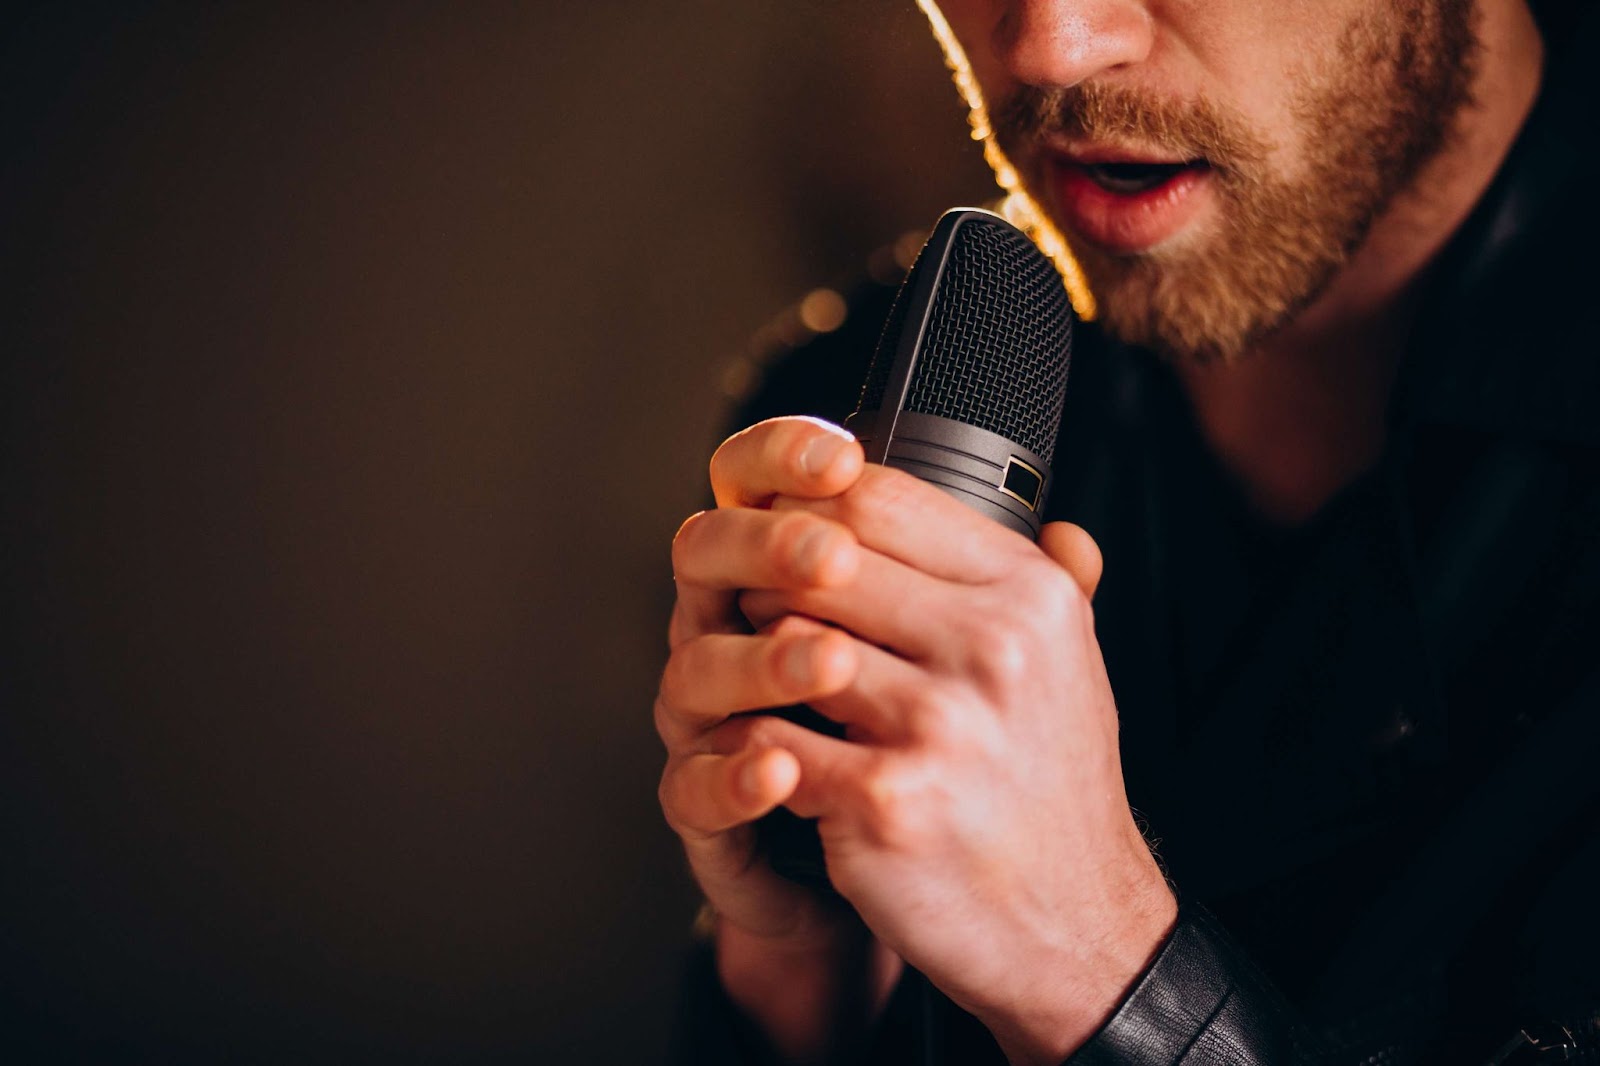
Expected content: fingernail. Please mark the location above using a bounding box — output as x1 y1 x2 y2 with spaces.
794 527 832 577
799 430 851 478
782 638 815 688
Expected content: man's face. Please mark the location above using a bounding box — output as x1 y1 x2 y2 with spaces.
930 0 1479 362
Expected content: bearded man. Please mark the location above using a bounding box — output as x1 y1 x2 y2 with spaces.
658 1 1600 1062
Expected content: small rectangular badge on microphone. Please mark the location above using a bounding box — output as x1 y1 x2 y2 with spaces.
999 457 1044 512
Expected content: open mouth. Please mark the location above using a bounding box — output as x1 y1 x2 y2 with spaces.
1045 154 1216 252
1082 160 1210 195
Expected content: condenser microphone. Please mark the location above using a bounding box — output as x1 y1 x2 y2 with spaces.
762 207 1075 888
845 207 1073 540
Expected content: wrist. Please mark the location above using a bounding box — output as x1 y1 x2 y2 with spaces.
715 911 903 1065
980 854 1179 1066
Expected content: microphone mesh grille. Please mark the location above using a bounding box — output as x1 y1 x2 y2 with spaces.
906 215 1072 466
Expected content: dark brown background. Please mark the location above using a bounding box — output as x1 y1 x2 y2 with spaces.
1 3 992 1061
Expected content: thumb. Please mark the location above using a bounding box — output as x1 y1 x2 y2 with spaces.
1038 522 1103 601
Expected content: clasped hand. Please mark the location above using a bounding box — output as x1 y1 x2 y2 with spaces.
656 417 1175 1065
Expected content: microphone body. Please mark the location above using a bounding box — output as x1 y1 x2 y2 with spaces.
845 207 1074 541
762 207 1076 887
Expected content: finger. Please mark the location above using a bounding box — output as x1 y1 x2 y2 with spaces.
727 615 923 740
677 824 833 945
709 417 864 508
739 547 954 660
808 634 938 742
1039 521 1103 601
660 746 801 840
771 464 1034 585
668 591 738 649
707 712 874 822
667 759 841 945
656 625 859 744
671 508 859 648
672 507 859 593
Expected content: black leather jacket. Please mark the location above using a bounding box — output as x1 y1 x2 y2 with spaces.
672 6 1600 1063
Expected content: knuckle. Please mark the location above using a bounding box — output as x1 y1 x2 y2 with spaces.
657 763 692 833
656 764 677 816
713 418 801 485
657 642 705 714
1009 565 1063 620
710 418 799 500
905 687 963 742
657 763 716 839
963 616 1034 693
1027 564 1092 634
708 424 756 483
1059 576 1095 630
670 510 712 571
651 695 676 744
854 760 924 846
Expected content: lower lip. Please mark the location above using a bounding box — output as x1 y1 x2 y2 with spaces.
1045 161 1212 254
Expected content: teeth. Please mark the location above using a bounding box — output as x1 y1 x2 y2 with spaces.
1085 162 1188 194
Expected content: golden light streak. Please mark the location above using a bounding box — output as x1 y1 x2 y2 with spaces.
914 0 1098 321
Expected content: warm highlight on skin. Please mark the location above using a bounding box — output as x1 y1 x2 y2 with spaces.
915 0 1101 320
984 0 1481 363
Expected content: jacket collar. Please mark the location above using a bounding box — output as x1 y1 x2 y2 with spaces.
1396 5 1600 448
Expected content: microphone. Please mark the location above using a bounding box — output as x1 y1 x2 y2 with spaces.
762 207 1075 886
844 207 1074 540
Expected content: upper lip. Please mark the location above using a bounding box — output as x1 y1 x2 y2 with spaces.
1040 139 1200 168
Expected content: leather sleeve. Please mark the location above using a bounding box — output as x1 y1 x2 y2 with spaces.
1067 906 1318 1066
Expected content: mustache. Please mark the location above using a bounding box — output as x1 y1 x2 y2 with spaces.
990 82 1267 173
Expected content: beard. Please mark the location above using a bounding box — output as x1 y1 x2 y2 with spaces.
990 0 1480 363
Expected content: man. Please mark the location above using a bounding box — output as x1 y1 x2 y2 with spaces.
658 0 1600 1062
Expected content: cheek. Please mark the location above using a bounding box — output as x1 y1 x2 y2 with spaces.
1167 0 1353 115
